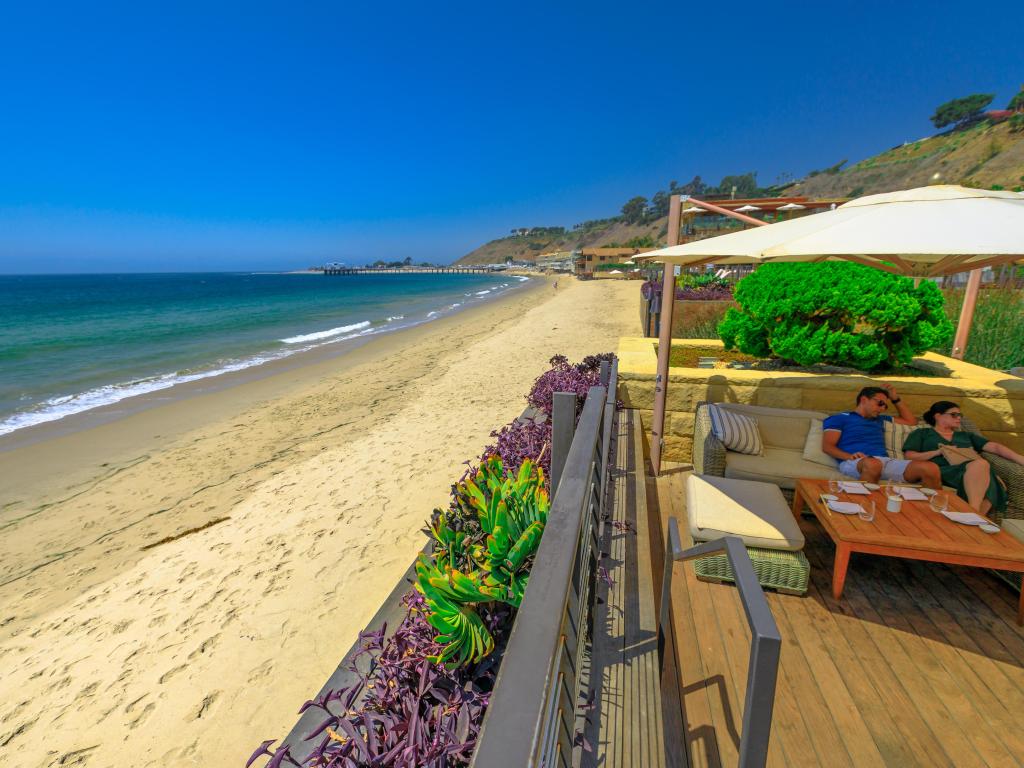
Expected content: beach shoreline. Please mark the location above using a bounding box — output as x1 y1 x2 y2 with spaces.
0 277 639 767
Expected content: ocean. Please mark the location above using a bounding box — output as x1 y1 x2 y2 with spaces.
0 271 528 437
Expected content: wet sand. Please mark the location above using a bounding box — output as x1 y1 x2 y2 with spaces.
0 277 640 767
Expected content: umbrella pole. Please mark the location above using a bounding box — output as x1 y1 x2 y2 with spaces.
951 268 982 360
650 195 682 476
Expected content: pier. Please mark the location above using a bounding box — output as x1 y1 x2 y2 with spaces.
320 266 498 275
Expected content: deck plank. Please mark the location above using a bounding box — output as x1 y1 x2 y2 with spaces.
652 457 1024 768
587 409 665 767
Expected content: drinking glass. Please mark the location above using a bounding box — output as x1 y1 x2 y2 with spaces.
828 478 842 496
858 500 875 522
929 492 949 514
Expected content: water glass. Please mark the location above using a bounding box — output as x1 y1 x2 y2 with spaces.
885 494 902 514
858 500 876 522
828 478 842 496
929 492 949 514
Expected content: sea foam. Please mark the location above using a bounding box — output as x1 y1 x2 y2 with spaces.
281 321 372 344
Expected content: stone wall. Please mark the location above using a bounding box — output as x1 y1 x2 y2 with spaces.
617 337 1024 463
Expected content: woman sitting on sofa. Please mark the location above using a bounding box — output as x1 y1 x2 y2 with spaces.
902 401 1024 516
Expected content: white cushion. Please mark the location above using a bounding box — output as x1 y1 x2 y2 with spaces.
802 418 838 468
724 447 845 490
686 474 805 551
708 404 763 456
884 420 918 460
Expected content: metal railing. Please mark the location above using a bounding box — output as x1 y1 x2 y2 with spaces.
659 522 782 768
471 361 618 768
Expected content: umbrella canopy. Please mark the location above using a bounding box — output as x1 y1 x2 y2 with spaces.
636 185 1024 277
776 202 806 211
734 204 761 212
682 205 707 214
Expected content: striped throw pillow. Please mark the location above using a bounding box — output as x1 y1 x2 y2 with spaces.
884 419 918 460
708 405 763 456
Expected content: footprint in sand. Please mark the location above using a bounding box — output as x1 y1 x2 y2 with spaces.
193 691 220 720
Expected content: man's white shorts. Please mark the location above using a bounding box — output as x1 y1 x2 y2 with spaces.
837 456 911 482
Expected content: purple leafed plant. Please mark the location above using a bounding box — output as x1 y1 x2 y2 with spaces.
526 354 610 418
249 592 512 768
483 419 552 479
675 286 733 301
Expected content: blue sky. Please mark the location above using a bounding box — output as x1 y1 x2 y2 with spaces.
1 1 1021 273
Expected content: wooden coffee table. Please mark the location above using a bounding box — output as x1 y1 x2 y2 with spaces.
793 478 1024 624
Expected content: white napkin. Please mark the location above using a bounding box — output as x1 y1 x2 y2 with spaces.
827 500 864 515
940 510 989 526
839 481 869 495
896 486 928 501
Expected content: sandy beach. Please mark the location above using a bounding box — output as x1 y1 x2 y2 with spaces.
0 277 640 767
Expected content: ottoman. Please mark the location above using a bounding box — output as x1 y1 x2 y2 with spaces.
687 474 810 595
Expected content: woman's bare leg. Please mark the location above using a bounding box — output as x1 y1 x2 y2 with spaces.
963 459 992 513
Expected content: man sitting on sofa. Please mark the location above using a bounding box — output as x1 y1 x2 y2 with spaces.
822 384 941 487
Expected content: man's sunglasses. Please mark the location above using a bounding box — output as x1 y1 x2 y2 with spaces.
871 398 889 409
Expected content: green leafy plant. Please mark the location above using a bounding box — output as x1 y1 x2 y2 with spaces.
416 455 550 667
718 263 954 371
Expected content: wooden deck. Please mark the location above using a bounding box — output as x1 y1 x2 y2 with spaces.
652 465 1024 768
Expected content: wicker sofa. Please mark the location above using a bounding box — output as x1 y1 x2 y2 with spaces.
693 401 1024 523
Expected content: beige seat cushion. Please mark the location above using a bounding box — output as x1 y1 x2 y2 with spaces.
687 474 805 551
725 446 845 490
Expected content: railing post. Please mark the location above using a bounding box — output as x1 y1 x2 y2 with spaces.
551 391 577 496
658 526 782 768
599 360 610 387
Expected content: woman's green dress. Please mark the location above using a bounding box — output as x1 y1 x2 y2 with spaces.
902 427 1008 513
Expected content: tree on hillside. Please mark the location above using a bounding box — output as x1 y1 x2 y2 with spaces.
650 190 670 218
930 94 994 129
621 196 649 224
671 176 707 196
1009 86 1024 112
714 172 760 198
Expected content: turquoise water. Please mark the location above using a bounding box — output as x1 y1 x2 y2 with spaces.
0 272 526 436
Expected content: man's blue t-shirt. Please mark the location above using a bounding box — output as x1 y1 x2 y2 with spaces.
822 411 892 456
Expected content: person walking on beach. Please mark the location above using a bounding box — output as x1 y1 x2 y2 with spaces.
821 384 941 488
553 279 558 292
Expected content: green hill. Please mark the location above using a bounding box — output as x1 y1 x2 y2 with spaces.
455 118 1024 266
786 119 1024 198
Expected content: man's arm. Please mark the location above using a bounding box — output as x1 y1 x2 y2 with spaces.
881 383 916 425
822 429 866 461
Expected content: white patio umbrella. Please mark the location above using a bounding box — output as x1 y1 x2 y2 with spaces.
776 203 806 211
682 205 707 214
734 204 761 212
637 185 1024 474
637 186 1024 277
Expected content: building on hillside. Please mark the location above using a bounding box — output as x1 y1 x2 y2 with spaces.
679 196 847 243
536 251 576 272
575 247 653 277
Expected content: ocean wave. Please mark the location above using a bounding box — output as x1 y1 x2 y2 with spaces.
0 354 288 438
281 321 371 344
386 315 405 322
427 311 439 317
475 290 491 296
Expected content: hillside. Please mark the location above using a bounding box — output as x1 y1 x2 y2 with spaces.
457 218 667 265
786 119 1024 198
456 118 1024 266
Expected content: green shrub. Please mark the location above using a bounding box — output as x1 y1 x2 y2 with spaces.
718 263 954 370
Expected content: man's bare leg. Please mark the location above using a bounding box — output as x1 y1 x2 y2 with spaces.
858 457 883 483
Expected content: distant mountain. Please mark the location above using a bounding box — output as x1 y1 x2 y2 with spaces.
455 118 1024 266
